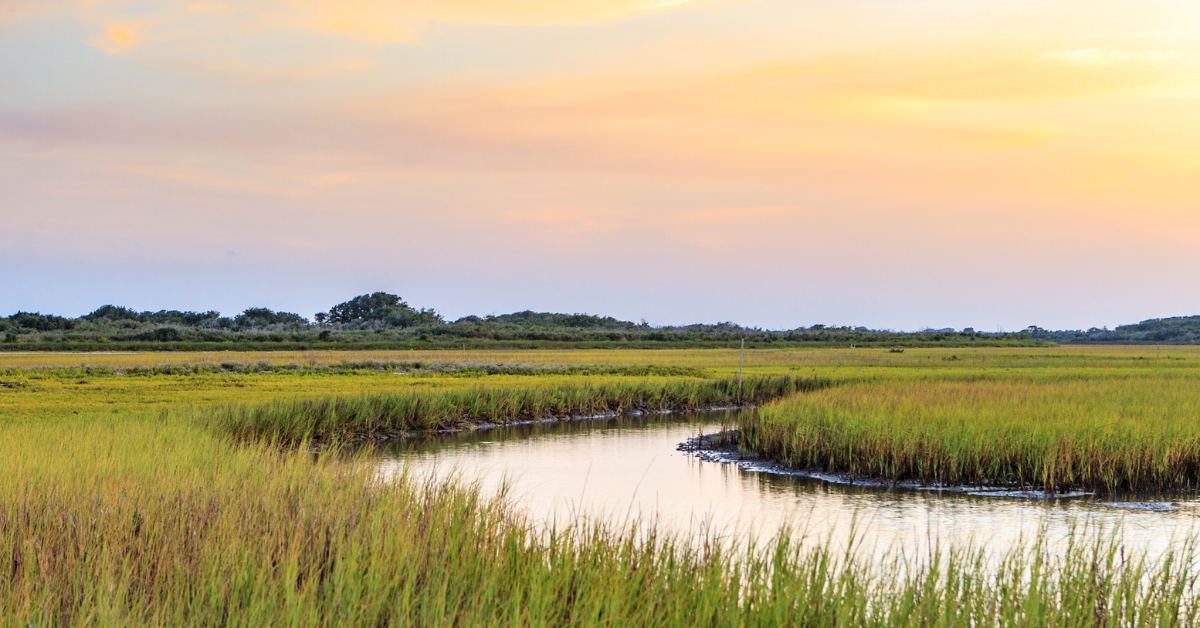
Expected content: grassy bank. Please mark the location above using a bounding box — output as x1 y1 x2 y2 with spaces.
741 370 1200 492
3 412 1197 627
207 375 821 443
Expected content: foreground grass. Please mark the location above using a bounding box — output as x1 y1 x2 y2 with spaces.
743 370 1200 492
4 413 1198 627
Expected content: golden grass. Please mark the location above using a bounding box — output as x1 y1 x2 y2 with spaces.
6 345 1198 430
743 350 1200 492
206 375 818 442
4 410 1197 626
0 362 707 423
2 344 1195 370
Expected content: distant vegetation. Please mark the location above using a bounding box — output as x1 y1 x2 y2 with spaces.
23 289 1200 350
1029 316 1200 344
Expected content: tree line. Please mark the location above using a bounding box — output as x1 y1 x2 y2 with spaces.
0 291 1084 349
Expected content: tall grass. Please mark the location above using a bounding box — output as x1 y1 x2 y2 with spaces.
206 375 821 443
3 414 1198 627
742 375 1200 492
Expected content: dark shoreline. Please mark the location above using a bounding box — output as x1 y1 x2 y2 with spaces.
358 405 748 444
675 429 1197 506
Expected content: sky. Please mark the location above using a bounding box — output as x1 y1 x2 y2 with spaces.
2 0 1199 330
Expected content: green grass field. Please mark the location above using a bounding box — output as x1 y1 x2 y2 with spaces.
4 347 1200 625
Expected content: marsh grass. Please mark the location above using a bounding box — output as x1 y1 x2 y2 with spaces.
9 348 1200 625
744 374 1200 492
3 413 1199 627
206 375 821 443
0 359 707 379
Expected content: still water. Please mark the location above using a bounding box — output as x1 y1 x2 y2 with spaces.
377 410 1200 557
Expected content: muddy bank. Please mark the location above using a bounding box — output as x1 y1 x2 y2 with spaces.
366 405 742 442
678 429 1128 502
684 430 1200 510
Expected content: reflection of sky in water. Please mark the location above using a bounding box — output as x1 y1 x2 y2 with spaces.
376 411 1200 559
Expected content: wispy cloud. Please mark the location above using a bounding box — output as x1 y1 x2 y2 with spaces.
51 0 724 50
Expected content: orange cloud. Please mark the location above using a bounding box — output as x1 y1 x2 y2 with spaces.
290 0 710 39
61 0 719 46
0 0 57 25
105 25 136 48
186 1 226 13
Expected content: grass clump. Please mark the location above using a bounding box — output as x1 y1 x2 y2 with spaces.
207 375 822 443
742 374 1200 492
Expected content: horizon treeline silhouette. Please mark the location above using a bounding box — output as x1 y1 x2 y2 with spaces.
3 292 1198 348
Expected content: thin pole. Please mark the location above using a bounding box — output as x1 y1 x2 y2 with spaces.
738 338 745 402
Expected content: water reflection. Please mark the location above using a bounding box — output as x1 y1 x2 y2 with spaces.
376 410 1200 557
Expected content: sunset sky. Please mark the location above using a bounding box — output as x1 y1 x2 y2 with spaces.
3 0 1199 329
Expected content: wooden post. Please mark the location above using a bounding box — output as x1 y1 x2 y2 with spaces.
738 338 745 402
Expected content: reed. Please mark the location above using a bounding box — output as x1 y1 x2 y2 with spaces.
2 413 1196 627
742 373 1200 492
205 375 821 443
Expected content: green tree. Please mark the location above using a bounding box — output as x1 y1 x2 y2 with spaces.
83 305 139 321
234 308 307 328
154 327 182 342
326 292 406 324
6 312 75 331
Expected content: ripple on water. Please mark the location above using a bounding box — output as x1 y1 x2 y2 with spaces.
1101 502 1181 512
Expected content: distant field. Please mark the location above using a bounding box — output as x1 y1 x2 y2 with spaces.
3 345 1194 424
0 343 1189 370
0 348 737 369
0 367 710 424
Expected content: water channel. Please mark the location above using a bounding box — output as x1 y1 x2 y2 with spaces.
376 410 1200 559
